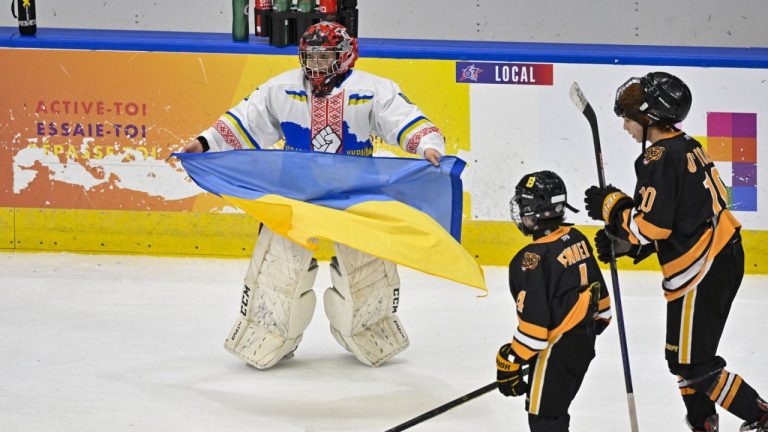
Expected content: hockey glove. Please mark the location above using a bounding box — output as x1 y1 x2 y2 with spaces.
594 226 632 263
496 343 527 397
584 185 633 223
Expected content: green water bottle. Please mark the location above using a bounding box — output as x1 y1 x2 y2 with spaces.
274 0 291 12
297 0 314 12
232 0 250 41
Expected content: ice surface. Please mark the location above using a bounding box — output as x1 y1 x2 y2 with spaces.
0 252 765 431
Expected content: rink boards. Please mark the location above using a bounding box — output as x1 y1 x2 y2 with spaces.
1 29 768 272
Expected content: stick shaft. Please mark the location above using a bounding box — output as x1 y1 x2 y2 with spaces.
573 84 639 432
384 382 497 432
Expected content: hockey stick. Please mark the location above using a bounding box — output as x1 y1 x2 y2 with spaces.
569 82 640 432
384 366 529 432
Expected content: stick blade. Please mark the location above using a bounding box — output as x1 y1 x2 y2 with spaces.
569 82 589 112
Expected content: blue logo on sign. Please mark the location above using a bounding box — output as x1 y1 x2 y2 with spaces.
459 64 484 82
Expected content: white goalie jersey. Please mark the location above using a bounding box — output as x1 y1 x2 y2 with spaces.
199 69 445 157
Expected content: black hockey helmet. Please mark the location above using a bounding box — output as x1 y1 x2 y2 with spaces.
510 170 579 236
614 71 692 126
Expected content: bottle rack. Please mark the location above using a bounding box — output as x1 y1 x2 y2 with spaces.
254 0 359 47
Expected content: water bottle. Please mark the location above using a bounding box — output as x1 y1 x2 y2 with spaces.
11 0 36 36
274 0 291 12
232 0 249 41
297 0 314 13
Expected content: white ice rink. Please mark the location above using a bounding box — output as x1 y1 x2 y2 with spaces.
1 252 766 432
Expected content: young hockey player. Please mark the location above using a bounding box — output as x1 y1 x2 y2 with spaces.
182 22 445 369
496 170 612 432
584 71 768 431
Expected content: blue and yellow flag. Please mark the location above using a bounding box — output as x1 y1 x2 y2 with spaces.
174 150 485 290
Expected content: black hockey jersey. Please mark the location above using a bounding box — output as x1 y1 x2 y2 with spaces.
508 226 611 361
609 133 741 302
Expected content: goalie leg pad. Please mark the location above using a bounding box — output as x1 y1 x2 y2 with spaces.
323 243 409 367
224 226 318 369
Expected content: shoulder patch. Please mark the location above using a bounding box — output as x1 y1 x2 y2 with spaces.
348 93 374 105
643 146 665 165
285 89 308 102
521 252 541 271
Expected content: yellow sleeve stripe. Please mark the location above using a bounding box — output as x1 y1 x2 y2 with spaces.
518 319 548 339
511 340 537 361
635 213 672 240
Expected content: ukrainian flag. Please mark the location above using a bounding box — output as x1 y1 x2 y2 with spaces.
174 150 485 290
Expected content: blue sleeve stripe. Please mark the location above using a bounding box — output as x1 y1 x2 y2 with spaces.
396 116 427 147
224 111 260 149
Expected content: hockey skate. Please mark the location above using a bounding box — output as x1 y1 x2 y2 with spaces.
224 227 318 369
686 413 718 432
324 243 409 367
740 398 768 432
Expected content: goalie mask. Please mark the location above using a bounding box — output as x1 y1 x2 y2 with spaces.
614 71 692 127
299 21 358 97
510 171 578 236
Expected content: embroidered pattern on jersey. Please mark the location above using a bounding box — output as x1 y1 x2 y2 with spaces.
348 93 373 105
521 252 541 271
285 90 308 102
311 91 345 153
643 146 665 165
406 126 441 154
214 120 243 149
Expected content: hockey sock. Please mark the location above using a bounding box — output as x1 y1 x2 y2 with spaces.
693 369 764 423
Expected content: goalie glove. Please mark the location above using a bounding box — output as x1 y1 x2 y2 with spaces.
584 185 632 223
496 343 527 397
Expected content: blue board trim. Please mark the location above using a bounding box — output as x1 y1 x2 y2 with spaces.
2 27 767 68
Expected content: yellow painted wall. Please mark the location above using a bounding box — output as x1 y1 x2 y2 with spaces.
3 207 767 276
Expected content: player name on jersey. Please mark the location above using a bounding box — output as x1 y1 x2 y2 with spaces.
556 240 592 267
456 61 553 85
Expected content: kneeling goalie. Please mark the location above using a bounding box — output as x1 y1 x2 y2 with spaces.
496 170 612 432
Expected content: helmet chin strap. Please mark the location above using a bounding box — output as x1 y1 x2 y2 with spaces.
641 125 648 152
